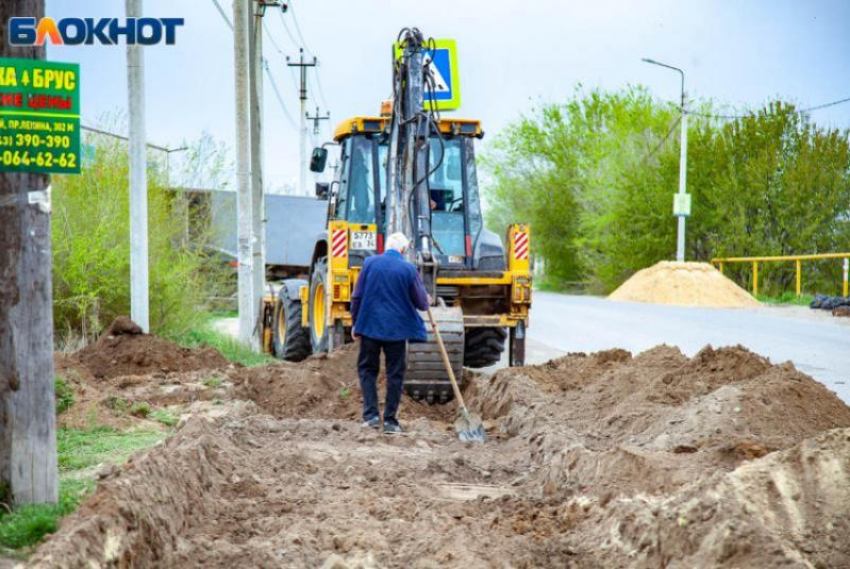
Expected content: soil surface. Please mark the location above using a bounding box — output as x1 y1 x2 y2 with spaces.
72 317 229 380
609 261 759 307
31 334 850 567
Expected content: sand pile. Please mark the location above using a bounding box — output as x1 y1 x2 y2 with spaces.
609 261 759 307
73 317 229 379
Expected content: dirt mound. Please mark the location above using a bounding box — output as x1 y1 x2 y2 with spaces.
609 261 759 307
476 344 850 497
28 408 534 568
559 428 850 568
231 343 466 425
73 317 228 379
32 343 850 567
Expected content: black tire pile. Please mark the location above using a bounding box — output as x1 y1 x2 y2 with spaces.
810 294 850 310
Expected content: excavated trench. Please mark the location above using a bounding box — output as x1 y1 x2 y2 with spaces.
32 331 850 568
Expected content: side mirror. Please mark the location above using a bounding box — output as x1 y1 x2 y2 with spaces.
310 147 328 172
315 182 329 200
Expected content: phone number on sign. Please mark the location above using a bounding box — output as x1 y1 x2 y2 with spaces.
0 133 73 149
0 150 77 169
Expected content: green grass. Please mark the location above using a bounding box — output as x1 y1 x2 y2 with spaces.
130 402 151 418
0 427 166 552
172 318 275 367
57 426 165 473
210 309 238 318
756 292 814 306
202 376 223 388
54 377 75 415
0 478 94 550
150 408 180 427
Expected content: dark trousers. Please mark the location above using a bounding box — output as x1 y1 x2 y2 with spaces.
357 336 407 423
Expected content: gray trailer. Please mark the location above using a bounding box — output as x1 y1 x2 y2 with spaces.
193 189 327 278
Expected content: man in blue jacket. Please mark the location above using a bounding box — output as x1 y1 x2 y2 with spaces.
350 232 430 434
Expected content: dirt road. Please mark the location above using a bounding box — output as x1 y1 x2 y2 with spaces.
28 331 850 568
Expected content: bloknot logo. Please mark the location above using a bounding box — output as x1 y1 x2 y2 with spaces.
8 17 184 46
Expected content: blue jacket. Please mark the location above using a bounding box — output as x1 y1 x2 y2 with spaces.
350 250 429 342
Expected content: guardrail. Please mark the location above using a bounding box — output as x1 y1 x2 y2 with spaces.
711 253 850 297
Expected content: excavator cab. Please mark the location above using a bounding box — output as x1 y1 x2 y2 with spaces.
326 125 487 273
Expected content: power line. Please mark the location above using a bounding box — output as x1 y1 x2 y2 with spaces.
262 20 284 55
286 0 312 54
275 2 333 128
689 95 850 121
643 116 681 163
264 60 299 131
209 0 298 133
801 96 850 113
210 0 233 31
277 9 301 49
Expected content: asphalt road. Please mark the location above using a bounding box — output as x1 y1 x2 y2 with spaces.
514 292 850 405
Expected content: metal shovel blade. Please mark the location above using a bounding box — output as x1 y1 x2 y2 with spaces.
454 408 487 443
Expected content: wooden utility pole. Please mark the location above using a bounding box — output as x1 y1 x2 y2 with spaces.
0 0 59 505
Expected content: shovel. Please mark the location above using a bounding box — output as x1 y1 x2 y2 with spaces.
426 307 487 443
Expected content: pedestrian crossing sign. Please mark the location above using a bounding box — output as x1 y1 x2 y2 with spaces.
394 38 461 111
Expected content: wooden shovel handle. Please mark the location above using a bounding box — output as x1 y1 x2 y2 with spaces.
426 307 467 410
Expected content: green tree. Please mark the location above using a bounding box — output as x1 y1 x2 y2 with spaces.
484 90 850 295
51 129 230 342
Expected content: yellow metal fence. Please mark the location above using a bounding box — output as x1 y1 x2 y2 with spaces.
712 253 850 298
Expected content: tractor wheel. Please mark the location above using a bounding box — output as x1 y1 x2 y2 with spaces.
308 257 330 353
272 282 311 361
463 327 507 368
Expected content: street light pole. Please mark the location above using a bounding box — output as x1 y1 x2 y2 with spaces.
642 58 688 262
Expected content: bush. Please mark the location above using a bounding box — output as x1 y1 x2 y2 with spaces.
54 377 75 415
51 126 230 342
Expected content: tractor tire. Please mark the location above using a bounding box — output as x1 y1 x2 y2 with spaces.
308 257 330 354
272 282 311 362
463 327 507 368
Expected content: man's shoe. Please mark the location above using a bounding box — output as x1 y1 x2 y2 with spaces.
383 420 403 434
362 416 381 429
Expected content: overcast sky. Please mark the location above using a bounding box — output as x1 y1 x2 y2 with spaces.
44 0 850 191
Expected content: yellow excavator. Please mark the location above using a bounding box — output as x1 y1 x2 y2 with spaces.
260 28 531 403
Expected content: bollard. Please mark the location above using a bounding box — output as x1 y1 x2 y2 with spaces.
752 261 759 296
796 259 802 297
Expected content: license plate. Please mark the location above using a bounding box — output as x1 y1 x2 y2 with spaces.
350 231 376 250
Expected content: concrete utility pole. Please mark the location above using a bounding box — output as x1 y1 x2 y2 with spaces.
248 1 265 344
642 58 688 262
287 49 317 196
127 0 150 330
306 106 330 137
0 0 59 506
677 94 689 263
233 0 255 346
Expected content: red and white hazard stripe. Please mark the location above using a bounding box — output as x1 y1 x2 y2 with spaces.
514 231 529 260
331 228 348 257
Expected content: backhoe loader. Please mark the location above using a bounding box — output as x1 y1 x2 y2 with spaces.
260 28 531 403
